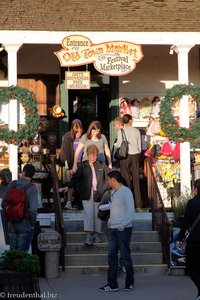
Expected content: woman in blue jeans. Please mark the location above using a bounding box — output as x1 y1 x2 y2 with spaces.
99 170 135 292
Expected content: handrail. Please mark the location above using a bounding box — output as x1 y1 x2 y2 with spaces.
50 155 66 272
144 158 172 265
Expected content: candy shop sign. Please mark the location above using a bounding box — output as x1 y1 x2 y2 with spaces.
54 35 143 76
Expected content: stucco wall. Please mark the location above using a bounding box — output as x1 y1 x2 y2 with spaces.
0 43 199 100
119 45 200 100
17 44 60 75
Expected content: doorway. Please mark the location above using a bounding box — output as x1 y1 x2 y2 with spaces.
60 67 119 146
68 87 111 138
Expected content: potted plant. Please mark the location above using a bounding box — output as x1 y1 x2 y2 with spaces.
172 192 191 228
0 249 40 296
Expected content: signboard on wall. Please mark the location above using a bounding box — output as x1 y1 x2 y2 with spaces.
54 35 143 76
38 231 62 251
65 71 90 89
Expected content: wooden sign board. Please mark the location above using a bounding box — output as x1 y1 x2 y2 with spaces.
55 35 143 76
65 71 90 89
37 231 62 251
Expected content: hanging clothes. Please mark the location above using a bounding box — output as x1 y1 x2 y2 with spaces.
160 142 173 156
160 141 180 159
172 143 180 159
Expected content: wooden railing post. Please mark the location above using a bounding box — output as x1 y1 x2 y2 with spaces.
145 158 172 265
50 154 66 272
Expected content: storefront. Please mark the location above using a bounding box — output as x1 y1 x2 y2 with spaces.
0 29 200 196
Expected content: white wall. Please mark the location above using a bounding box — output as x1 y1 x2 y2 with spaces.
17 44 61 75
0 43 199 98
119 45 200 101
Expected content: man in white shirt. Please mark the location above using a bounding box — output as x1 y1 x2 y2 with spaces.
99 170 135 292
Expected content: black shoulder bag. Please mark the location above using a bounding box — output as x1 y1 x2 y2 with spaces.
114 128 128 160
97 190 111 221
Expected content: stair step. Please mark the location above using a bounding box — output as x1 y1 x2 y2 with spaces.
63 212 152 221
65 252 163 265
62 212 167 275
66 241 162 253
66 231 160 243
63 264 168 275
64 220 152 231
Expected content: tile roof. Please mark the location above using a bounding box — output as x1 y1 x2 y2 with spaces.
0 0 200 32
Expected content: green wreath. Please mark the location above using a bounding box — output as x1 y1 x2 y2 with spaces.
159 84 200 143
0 85 39 144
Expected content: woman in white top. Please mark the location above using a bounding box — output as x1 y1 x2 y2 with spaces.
72 120 112 172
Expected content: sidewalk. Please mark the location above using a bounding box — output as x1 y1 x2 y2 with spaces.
39 272 196 300
38 211 196 300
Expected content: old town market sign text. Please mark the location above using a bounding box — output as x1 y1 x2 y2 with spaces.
54 35 143 76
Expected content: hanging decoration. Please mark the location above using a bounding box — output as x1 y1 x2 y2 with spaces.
48 105 65 118
153 160 180 189
159 84 200 143
0 86 39 144
0 146 8 159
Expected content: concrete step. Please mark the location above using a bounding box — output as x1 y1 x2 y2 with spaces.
37 211 153 229
65 252 163 265
63 211 152 221
62 213 167 276
66 231 160 243
63 264 168 275
66 241 162 253
64 220 152 231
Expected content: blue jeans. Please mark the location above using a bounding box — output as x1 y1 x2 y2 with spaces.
9 229 34 252
107 227 134 288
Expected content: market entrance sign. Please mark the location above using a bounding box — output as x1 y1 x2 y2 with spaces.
54 35 143 76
